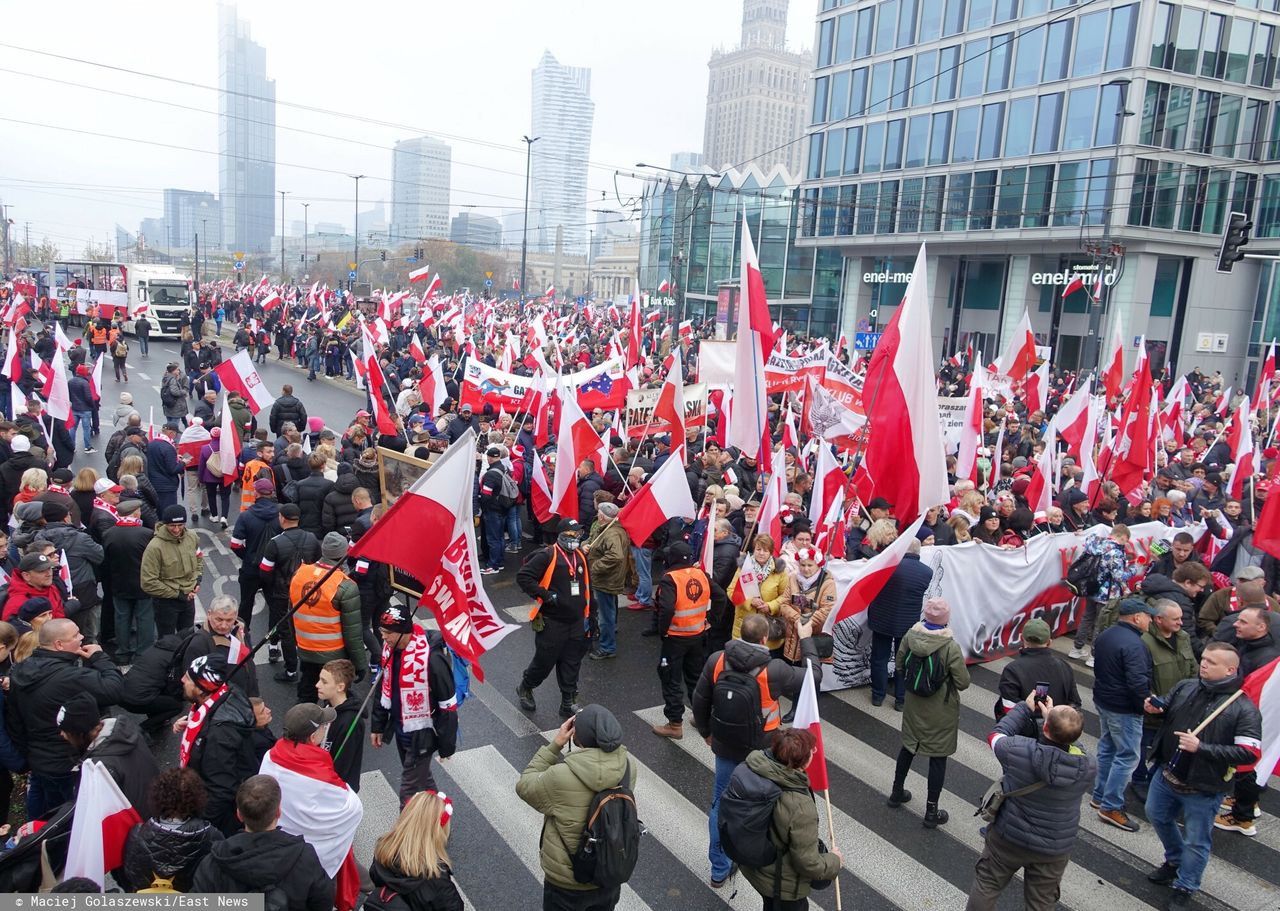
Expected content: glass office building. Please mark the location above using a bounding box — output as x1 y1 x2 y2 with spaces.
639 167 844 338
800 0 1280 382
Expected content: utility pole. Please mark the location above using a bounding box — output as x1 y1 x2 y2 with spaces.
302 202 310 275
194 232 200 299
279 190 289 282
1 205 11 277
23 223 29 269
350 175 365 293
520 136 540 304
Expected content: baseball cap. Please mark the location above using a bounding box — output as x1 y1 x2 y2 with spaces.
93 479 122 495
282 703 337 742
1117 597 1160 617
1022 618 1052 645
18 553 54 573
279 503 301 521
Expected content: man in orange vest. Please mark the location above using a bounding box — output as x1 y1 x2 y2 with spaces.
515 518 591 718
652 541 712 740
239 441 276 513
289 532 368 703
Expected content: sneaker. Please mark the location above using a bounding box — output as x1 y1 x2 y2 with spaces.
871 694 885 707
84 447 97 454
626 601 651 612
1147 862 1179 886
1097 809 1140 832
587 649 616 661
1085 655 1095 668
1219 796 1263 818
1214 812 1258 837
1166 888 1193 909
894 698 905 712
273 669 298 683
1089 798 1102 810
505 545 521 554
480 567 500 575
1067 646 1089 660
267 643 283 665
710 865 737 889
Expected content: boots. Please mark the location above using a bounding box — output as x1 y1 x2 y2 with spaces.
887 788 912 808
517 683 536 712
923 802 949 828
558 693 583 718
652 720 684 739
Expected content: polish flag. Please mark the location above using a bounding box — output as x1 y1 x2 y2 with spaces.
1049 377 1093 459
1215 387 1233 419
552 393 608 520
1241 656 1278 784
1023 440 1055 517
858 244 948 523
423 355 448 415
955 357 985 483
1061 275 1086 298
1109 350 1153 501
626 284 643 369
1228 396 1255 500
808 442 846 529
617 453 696 545
756 445 787 553
652 347 687 462
1258 341 1277 406
226 633 246 667
678 320 693 343
657 279 671 294
45 348 72 422
728 217 772 460
1025 358 1050 414
823 515 927 633
1101 321 1126 401
1254 486 1280 559
213 349 277 414
994 308 1036 381
813 487 846 556
408 335 427 365
545 284 556 300
409 264 432 284
790 663 829 792
4 328 22 383
62 760 143 887
218 391 241 486
1091 272 1104 301
530 449 555 523
88 355 104 401
423 274 444 298
360 322 398 436
260 739 363 911
260 290 282 312
834 332 848 360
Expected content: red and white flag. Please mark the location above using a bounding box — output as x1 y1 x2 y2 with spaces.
409 264 432 284
423 274 444 298
1023 440 1055 517
1241 656 1277 785
1049 377 1093 459
756 445 787 553
617 453 697 545
808 442 845 530
545 284 557 300
89 354 104 401
218 392 240 486
1024 357 1050 414
4 328 22 384
63 759 143 887
551 393 608 520
728 217 772 460
626 284 643 369
823 516 926 633
1228 395 1255 500
1101 321 1126 402
530 449 555 523
994 308 1036 381
260 290 282 312
857 245 948 523
1061 275 1086 299
955 357 985 483
213 349 276 414
790 663 829 792
261 739 363 911
360 322 398 436
652 347 687 463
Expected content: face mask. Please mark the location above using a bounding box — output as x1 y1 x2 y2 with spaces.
558 534 581 551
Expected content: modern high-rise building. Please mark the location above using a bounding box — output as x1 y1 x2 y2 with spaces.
163 189 222 252
530 51 595 256
218 3 275 254
670 151 706 172
799 0 1280 381
703 0 810 176
450 212 503 249
390 136 452 243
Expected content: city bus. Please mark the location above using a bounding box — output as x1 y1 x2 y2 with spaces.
37 260 191 339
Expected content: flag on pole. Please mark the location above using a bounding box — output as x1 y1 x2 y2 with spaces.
823 516 926 632
409 264 432 284
728 217 772 460
617 454 697 546
213 349 276 414
63 759 143 887
1242 656 1280 786
994 308 1036 381
790 662 829 791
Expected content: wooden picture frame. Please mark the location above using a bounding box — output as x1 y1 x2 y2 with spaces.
377 445 438 597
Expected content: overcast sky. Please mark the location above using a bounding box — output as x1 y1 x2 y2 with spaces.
1 0 816 257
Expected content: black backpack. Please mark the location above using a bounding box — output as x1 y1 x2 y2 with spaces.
1064 551 1103 598
359 886 411 911
710 664 768 754
901 647 949 698
558 760 642 889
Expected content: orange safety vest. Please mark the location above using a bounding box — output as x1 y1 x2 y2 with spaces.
91 325 108 345
290 563 349 654
664 566 710 636
712 653 780 733
527 546 590 620
239 458 273 511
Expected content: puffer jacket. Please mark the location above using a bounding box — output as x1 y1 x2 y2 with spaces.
292 471 335 536
369 859 464 911
867 554 933 638
730 558 790 650
1091 620 1152 715
987 703 1096 856
515 739 636 892
140 523 204 600
269 394 308 437
122 816 224 893
739 749 842 901
321 473 360 535
1149 675 1263 795
1141 628 1197 728
353 461 381 502
8 647 125 775
229 499 281 567
586 517 631 594
186 686 264 835
897 623 971 757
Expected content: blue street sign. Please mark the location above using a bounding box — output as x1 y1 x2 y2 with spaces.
575 295 585 306
347 270 358 281
233 260 245 271
854 331 883 351
484 278 493 288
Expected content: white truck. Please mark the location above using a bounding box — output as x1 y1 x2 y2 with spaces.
46 260 191 339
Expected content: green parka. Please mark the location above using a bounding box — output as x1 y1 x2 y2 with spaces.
1141 627 1197 728
139 523 204 600
586 517 632 595
896 623 971 757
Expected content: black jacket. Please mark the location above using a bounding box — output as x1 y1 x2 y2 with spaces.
122 816 223 892
84 716 160 819
186 686 265 835
102 521 155 599
323 693 364 793
292 471 334 536
192 829 334 911
517 545 589 624
119 633 189 715
0 452 46 520
273 457 310 503
321 473 360 535
576 471 605 530
353 461 381 502
182 628 259 698
269 395 308 437
1149 675 1263 794
1091 621 1153 714
7 648 125 775
370 629 458 761
995 646 1082 726
867 554 933 639
230 499 282 566
369 859 464 911
260 528 322 602
1212 629 1280 678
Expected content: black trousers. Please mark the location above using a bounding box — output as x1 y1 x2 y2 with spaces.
154 596 195 637
237 569 263 626
297 660 323 703
393 731 438 807
542 882 620 911
521 617 587 700
658 633 706 722
266 595 298 670
1234 769 1264 820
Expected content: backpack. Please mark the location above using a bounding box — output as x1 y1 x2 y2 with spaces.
1063 551 1103 598
137 874 179 894
114 340 128 357
493 469 519 511
709 662 768 754
281 465 304 504
359 885 411 911
901 646 949 698
557 760 642 889
976 778 1048 823
717 763 789 868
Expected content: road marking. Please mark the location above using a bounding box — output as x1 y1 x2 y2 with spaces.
470 679 541 738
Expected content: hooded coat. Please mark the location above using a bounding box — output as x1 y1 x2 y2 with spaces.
320 472 361 536
368 859 464 911
191 828 334 910
84 715 160 819
140 522 204 600
896 623 971 757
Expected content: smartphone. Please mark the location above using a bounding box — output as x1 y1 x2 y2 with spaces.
1149 695 1167 711
1034 682 1050 702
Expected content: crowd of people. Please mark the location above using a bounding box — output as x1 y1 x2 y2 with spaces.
0 278 1271 911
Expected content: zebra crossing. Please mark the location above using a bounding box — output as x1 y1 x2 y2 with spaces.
340 641 1280 911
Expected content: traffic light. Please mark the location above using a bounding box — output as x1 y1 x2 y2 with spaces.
1217 211 1252 273
416 246 424 260
380 251 386 262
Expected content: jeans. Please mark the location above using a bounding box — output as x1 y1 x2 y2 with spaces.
73 410 93 448
870 632 905 703
154 596 195 636
308 354 321 379
138 335 149 357
1131 725 1159 784
1092 708 1143 811
1145 769 1220 893
505 505 522 550
113 595 154 661
1073 599 1103 648
482 509 505 570
26 772 76 820
632 546 653 603
708 754 739 881
595 592 618 655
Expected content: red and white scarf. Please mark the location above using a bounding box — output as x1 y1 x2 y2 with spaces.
115 515 142 527
92 497 118 520
178 684 229 768
379 626 434 732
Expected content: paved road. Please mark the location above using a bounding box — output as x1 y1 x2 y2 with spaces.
84 339 1280 910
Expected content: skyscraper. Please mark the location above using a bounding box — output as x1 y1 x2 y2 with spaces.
703 0 809 176
218 3 275 253
163 189 222 252
530 51 594 256
390 136 452 242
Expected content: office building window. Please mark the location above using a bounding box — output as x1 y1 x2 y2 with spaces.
1202 168 1233 234
855 6 875 58
819 186 839 236
898 0 918 47
919 0 943 43
1173 7 1204 75
900 177 924 232
1179 166 1208 231
885 119 905 169
1024 164 1055 227
1154 161 1181 228
1190 89 1218 154
812 76 829 124
995 0 1017 25
1094 83 1124 146
943 0 967 37
838 185 856 235
818 19 835 67
869 62 890 115
906 115 930 168
864 121 886 173
878 180 900 233
1062 87 1097 151
1250 23 1275 87
970 170 997 229
1013 27 1044 88
1033 92 1063 154
1152 2 1174 69
1072 10 1108 78
843 125 863 174
1128 158 1156 226
978 102 1006 159
929 110 953 165
857 184 878 234
1241 99 1267 161
987 33 1012 91
876 0 898 54
996 166 1026 228
1227 19 1255 84
834 13 855 64
890 57 912 109
1214 94 1243 157
953 104 980 162
922 175 947 231
946 173 972 231
1043 19 1073 81
824 128 845 177
968 0 993 31
808 133 824 179
1053 160 1086 226
830 70 851 121
850 68 868 116
1262 175 1280 237
1084 159 1111 226
936 46 960 101
960 39 987 97
1005 96 1035 156
914 50 938 105
1106 5 1136 70
1202 12 1228 79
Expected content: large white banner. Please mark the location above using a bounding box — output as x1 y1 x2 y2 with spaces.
937 396 968 452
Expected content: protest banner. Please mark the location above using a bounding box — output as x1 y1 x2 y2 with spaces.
624 383 708 437
937 396 968 452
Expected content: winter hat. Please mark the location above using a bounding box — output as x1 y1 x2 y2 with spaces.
1022 618 1051 645
597 501 619 519
17 596 54 623
119 392 133 405
51 468 74 484
75 365 88 377
41 501 69 522
117 499 143 516
308 417 324 432
186 654 226 693
10 435 30 453
14 501 44 523
572 704 623 753
1011 476 1031 497
56 692 101 736
161 505 188 524
321 532 349 562
915 525 935 542
252 478 276 496
923 597 951 625
379 604 415 633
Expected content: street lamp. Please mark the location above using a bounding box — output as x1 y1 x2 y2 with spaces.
350 175 366 292
520 136 540 304
279 190 289 282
